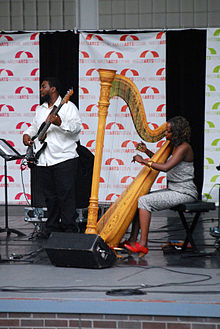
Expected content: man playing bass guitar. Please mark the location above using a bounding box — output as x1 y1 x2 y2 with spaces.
23 77 82 238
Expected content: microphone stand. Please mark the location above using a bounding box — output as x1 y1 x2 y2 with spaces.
0 139 26 237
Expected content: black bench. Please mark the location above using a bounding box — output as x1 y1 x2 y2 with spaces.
171 201 216 252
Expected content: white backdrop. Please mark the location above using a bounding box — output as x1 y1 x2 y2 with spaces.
79 32 166 203
203 28 220 205
0 33 39 205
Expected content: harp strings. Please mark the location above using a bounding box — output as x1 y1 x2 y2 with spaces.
97 74 167 234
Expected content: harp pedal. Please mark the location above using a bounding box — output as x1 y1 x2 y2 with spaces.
110 247 124 258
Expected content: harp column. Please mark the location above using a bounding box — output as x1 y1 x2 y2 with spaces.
86 69 116 234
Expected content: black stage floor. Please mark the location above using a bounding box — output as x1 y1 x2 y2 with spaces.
0 205 220 317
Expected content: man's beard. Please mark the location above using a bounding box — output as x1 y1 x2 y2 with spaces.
40 93 51 105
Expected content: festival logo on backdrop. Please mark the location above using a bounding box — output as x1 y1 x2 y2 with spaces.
0 33 39 205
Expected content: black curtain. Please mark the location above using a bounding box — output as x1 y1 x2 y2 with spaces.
166 29 207 197
40 31 79 107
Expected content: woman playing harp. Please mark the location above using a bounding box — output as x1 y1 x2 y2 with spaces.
122 116 198 257
86 69 175 250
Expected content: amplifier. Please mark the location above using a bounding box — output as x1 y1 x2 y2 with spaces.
45 232 116 269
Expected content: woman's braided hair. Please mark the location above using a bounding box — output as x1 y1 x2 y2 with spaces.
168 116 191 147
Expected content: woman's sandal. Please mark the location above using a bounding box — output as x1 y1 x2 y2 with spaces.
124 242 149 258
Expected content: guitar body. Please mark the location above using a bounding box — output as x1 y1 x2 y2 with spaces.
25 121 47 167
26 138 47 167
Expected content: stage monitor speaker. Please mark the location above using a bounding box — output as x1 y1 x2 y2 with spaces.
45 232 116 269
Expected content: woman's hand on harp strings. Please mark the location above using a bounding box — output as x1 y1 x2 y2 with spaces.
136 141 155 158
136 141 147 153
132 154 144 164
132 155 154 169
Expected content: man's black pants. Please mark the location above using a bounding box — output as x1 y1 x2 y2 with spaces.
38 158 79 233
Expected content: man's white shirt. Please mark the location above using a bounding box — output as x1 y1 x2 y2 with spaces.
24 96 82 166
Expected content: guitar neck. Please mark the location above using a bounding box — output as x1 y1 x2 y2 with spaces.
37 101 63 141
53 102 62 116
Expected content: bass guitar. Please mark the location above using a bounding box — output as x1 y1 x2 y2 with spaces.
25 88 73 167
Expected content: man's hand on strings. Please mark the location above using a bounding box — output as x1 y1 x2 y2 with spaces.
49 113 62 126
23 134 34 147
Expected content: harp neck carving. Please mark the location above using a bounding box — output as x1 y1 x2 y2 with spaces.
110 74 166 142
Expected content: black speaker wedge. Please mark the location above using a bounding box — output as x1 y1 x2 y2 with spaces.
45 232 116 269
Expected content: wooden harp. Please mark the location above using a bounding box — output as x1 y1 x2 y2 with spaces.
85 69 171 248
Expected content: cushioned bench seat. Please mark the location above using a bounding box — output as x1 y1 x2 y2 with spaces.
171 201 216 252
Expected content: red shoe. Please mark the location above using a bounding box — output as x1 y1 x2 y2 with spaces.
124 242 148 257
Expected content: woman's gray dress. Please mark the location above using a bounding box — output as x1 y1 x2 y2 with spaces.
138 161 198 212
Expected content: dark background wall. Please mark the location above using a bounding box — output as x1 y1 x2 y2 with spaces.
166 29 207 197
